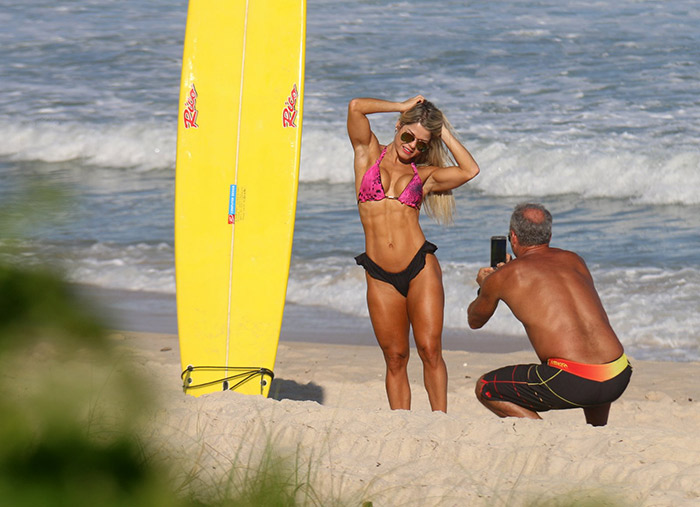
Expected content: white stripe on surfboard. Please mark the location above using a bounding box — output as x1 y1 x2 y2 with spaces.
225 0 250 382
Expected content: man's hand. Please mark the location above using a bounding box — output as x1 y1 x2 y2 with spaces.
476 266 495 288
476 253 511 288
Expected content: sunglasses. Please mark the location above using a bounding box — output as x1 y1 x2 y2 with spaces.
400 131 429 153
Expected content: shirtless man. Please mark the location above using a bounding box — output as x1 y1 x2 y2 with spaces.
467 203 632 426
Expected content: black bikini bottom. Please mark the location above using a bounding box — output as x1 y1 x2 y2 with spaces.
354 241 437 297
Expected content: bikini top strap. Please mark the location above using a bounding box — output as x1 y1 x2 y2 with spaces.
378 146 388 163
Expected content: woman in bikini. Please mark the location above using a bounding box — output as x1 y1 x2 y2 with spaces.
347 95 480 412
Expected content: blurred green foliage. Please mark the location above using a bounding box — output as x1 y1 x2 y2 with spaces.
0 178 182 505
0 261 182 506
0 264 105 350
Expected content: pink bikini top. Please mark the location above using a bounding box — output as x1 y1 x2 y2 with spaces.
357 147 424 209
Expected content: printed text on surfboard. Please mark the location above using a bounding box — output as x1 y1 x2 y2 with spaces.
282 84 298 128
183 84 199 129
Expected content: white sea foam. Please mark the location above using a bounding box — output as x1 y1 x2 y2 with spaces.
1 122 175 171
5 118 699 207
594 265 700 361
472 142 700 205
7 240 178 294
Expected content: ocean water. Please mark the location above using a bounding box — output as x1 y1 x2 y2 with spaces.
1 0 699 361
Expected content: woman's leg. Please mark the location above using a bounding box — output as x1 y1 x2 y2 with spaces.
365 274 412 410
407 255 448 412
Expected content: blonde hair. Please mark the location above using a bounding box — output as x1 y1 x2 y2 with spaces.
397 101 457 225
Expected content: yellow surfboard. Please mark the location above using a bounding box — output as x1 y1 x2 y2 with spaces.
175 0 306 397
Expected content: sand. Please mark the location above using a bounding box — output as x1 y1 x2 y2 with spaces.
112 331 700 506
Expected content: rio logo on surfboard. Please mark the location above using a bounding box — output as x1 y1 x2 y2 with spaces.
186 83 297 129
282 84 299 128
183 84 199 129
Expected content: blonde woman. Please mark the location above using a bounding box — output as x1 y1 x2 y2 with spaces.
348 95 480 412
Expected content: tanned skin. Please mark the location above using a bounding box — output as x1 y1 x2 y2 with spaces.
348 96 479 412
467 207 624 426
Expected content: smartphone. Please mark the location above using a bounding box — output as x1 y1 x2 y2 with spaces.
490 236 507 267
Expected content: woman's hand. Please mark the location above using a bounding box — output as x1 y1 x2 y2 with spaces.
400 95 425 112
423 123 480 193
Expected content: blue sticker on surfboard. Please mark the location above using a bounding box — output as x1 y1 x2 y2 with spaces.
228 184 236 224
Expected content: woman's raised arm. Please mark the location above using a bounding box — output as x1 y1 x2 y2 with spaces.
347 96 425 149
424 125 480 193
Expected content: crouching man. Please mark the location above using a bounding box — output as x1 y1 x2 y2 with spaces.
467 203 631 426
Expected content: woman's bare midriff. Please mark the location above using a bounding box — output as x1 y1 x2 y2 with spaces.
358 200 426 272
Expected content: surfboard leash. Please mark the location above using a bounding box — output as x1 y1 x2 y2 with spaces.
181 365 274 395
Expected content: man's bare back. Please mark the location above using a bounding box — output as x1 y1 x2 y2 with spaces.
469 244 623 364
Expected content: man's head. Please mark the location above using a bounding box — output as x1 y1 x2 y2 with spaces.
509 203 552 247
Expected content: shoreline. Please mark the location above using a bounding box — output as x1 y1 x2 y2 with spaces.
78 284 531 354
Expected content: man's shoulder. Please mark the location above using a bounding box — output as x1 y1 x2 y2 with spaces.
549 246 577 255
532 246 582 261
550 247 586 264
508 247 585 273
